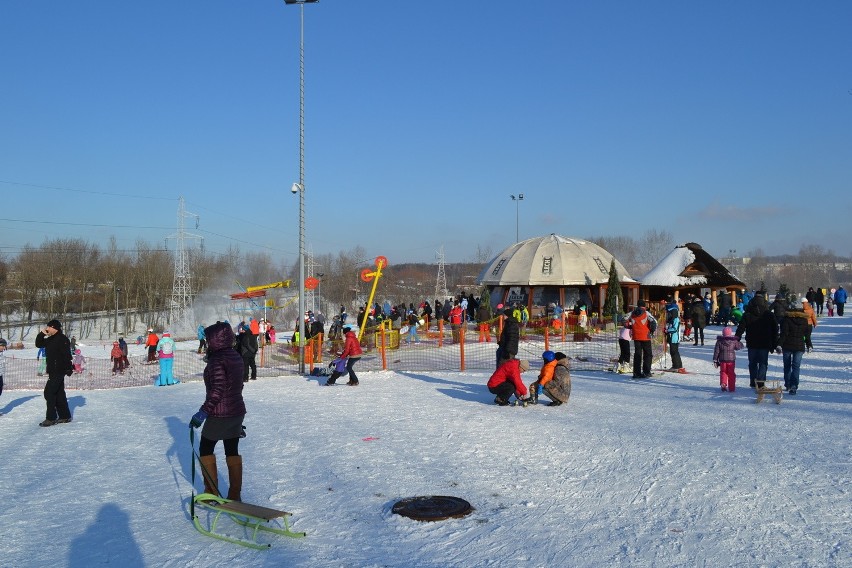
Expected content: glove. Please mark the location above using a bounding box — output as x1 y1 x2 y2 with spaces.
775 347 782 354
190 410 208 429
713 361 720 368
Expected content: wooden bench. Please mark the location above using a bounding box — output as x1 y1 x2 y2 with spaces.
192 493 306 549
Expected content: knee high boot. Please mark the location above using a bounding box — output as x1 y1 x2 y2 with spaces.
199 455 218 496
226 455 243 501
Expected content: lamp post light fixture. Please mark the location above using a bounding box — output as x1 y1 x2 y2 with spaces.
285 0 318 373
510 193 524 243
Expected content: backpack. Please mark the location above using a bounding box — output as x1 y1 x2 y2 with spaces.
647 314 658 336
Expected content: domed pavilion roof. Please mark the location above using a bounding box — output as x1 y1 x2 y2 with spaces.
477 234 636 286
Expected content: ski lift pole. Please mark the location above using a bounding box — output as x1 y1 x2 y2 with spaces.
358 256 388 342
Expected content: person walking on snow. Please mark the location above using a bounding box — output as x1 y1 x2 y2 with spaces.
197 324 207 354
145 329 159 363
156 331 178 386
35 319 74 427
834 286 847 316
326 326 362 386
713 327 743 392
664 300 684 372
735 291 778 389
118 336 130 371
779 299 809 395
236 324 258 382
190 321 247 501
110 342 123 375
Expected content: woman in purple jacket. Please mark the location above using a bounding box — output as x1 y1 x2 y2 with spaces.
190 321 247 501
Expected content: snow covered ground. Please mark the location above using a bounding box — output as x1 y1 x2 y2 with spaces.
1 317 850 567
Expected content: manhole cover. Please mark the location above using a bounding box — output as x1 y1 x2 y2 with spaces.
392 496 473 521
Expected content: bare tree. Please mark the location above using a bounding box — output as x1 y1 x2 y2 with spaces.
637 229 675 271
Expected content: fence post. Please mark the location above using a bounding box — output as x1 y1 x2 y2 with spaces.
380 326 387 370
459 325 465 371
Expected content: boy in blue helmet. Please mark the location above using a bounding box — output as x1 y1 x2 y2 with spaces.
527 350 556 405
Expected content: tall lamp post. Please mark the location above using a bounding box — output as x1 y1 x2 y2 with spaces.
285 0 318 373
316 273 324 315
114 285 121 333
510 193 524 243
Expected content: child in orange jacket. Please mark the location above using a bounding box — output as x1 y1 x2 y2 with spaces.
528 350 557 404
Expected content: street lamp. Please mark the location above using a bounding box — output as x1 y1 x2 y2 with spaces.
114 286 121 333
510 193 524 243
285 0 318 373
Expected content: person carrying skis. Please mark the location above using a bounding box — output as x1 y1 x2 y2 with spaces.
190 321 247 501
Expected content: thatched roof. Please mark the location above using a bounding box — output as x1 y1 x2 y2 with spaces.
640 242 745 289
477 234 636 286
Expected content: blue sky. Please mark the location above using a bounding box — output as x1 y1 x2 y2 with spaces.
2 1 850 265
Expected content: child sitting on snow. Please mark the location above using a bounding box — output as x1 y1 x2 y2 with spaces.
713 327 743 392
72 349 86 374
528 350 557 404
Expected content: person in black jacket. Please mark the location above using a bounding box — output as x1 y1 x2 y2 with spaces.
34 319 74 427
235 324 258 382
779 298 809 395
735 292 778 389
496 307 520 369
688 297 707 346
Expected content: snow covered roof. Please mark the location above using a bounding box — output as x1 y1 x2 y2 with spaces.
640 242 745 288
477 234 636 286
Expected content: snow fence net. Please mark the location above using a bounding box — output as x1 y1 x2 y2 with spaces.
3 316 669 390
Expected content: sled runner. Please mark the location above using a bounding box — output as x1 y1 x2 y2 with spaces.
192 494 306 549
755 380 783 405
189 429 305 549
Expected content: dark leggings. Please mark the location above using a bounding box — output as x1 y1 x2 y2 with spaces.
199 436 240 457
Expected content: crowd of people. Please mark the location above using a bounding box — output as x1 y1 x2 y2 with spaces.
613 286 846 396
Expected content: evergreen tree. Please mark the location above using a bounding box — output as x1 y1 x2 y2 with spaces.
479 287 492 319
603 259 624 319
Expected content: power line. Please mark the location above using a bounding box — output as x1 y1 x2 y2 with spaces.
0 179 175 200
0 217 174 230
